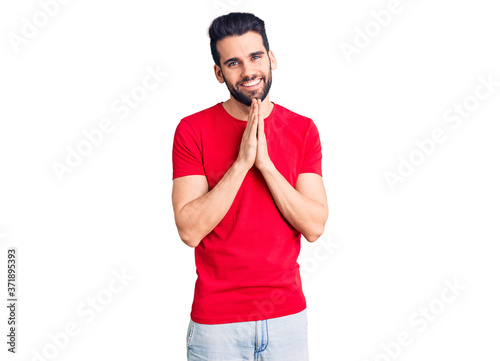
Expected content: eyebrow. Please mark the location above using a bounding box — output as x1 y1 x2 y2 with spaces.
223 51 265 66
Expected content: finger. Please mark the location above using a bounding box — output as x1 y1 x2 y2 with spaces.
246 99 256 133
249 98 256 118
252 99 259 122
251 98 257 111
245 99 257 131
251 99 258 133
257 100 264 133
255 99 261 130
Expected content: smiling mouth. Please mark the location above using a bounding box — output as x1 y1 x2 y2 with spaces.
239 78 262 89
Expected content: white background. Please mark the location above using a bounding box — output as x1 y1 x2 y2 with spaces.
1 0 499 360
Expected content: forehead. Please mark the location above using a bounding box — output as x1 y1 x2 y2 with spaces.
216 31 266 61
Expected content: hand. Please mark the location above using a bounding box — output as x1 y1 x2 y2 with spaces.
236 98 259 171
254 99 272 171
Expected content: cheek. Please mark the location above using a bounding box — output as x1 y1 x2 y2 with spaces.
224 74 238 87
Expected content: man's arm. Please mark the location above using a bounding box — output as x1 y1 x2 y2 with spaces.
172 101 261 248
172 160 249 248
259 166 328 242
253 100 328 242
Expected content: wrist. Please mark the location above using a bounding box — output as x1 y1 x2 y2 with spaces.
233 159 252 174
258 160 275 175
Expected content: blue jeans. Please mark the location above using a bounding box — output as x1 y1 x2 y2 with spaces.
186 308 309 360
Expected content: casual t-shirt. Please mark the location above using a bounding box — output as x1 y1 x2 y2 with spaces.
172 101 322 324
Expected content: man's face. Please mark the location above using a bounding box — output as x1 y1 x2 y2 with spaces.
215 31 277 106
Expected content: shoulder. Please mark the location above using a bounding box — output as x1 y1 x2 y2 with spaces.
176 103 221 131
273 103 315 132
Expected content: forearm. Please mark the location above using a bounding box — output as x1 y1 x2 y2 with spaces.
179 160 249 247
260 163 327 242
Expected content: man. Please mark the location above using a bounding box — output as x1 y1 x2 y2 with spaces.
172 12 328 361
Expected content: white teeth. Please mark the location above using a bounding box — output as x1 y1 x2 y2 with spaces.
241 78 261 87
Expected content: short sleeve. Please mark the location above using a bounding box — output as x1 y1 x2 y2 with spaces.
299 120 322 176
172 119 205 179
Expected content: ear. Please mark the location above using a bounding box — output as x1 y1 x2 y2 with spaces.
268 50 277 70
214 64 225 84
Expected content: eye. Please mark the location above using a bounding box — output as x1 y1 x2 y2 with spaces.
252 55 261 60
228 61 238 67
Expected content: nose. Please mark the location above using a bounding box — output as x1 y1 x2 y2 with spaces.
240 61 257 81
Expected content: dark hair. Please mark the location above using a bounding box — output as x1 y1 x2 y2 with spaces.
208 12 270 67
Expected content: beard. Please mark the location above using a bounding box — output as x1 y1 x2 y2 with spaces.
221 65 272 107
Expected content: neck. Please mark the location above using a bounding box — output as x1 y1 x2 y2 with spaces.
222 96 274 121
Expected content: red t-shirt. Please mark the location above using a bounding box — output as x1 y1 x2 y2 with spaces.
172 102 322 324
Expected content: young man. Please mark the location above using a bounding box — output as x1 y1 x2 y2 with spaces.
172 12 328 361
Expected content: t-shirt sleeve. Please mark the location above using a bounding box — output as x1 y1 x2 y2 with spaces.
172 119 205 180
299 120 323 176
